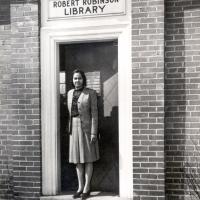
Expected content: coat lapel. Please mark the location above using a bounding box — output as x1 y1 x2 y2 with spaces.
68 89 74 114
68 88 85 114
78 88 85 103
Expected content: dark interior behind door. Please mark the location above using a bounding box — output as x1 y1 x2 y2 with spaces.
59 41 119 193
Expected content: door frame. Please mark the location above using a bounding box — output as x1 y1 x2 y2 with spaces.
41 24 133 198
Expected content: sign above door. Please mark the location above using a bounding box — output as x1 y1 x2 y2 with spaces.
48 0 126 19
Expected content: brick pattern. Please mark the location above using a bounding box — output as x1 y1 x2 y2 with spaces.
0 1 199 200
0 1 41 199
0 1 10 25
132 0 165 199
10 1 41 199
165 1 200 199
0 15 12 200
0 1 12 199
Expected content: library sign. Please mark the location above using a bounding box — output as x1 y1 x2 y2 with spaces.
48 0 126 19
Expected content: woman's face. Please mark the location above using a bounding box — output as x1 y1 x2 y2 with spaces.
73 72 84 89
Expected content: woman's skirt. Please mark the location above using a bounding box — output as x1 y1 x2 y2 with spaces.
69 116 100 164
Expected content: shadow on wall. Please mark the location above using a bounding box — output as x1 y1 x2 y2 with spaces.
0 0 10 25
0 0 39 26
165 1 200 199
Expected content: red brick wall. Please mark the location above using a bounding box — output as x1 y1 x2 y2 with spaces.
165 0 200 199
0 1 41 199
132 0 165 199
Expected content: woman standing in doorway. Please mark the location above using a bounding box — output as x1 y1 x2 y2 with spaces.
67 69 100 200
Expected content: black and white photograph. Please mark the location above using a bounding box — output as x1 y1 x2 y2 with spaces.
0 0 200 200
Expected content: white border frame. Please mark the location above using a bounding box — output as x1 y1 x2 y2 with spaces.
41 24 132 198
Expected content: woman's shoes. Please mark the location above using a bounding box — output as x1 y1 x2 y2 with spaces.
72 190 90 199
72 191 83 199
81 191 90 200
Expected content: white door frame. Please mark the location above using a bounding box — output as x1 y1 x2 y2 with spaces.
41 24 133 198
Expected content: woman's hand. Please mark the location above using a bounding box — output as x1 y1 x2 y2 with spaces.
90 134 97 143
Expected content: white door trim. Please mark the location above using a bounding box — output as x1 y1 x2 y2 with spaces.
41 24 133 198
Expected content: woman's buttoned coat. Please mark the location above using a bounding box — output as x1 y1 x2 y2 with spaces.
67 87 98 136
67 87 99 163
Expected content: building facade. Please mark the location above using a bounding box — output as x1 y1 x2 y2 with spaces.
0 0 200 200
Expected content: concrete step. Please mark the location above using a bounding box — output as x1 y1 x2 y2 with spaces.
40 191 132 200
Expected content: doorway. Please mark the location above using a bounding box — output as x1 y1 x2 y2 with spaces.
41 24 132 198
59 41 119 193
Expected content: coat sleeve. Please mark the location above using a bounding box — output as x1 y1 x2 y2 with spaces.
90 89 98 136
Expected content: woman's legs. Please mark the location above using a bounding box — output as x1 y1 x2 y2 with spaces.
83 162 93 193
76 163 84 192
75 162 93 193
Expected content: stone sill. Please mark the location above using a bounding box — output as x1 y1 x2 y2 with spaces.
40 191 132 200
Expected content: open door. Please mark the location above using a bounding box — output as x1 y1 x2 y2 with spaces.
59 41 119 193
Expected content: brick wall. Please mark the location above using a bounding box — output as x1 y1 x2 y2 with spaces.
0 1 12 199
0 1 41 199
165 0 200 199
0 0 199 199
132 0 165 199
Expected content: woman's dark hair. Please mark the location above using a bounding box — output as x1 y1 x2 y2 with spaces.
72 69 87 88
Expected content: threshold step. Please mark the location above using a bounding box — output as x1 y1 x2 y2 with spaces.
40 191 132 200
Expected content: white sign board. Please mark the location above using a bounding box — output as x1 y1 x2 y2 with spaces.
48 0 126 19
